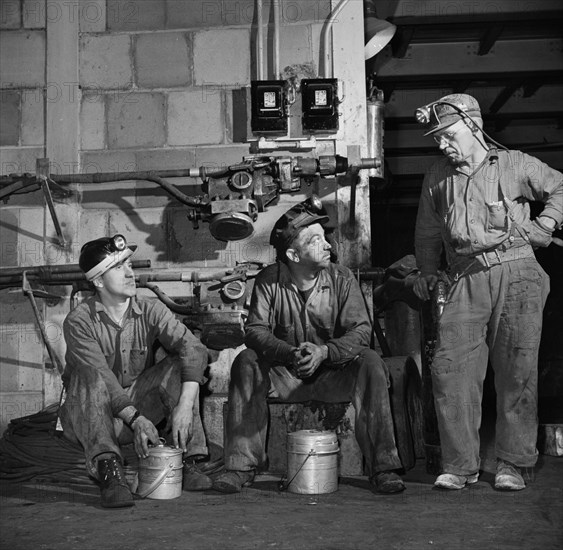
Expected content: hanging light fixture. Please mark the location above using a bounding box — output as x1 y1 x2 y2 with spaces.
364 0 396 60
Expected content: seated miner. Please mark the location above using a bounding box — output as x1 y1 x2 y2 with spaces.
59 235 211 508
213 197 405 494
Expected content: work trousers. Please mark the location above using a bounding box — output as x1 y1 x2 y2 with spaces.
224 347 403 477
432 257 549 475
60 356 207 479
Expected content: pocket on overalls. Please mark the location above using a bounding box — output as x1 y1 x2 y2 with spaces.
486 201 508 230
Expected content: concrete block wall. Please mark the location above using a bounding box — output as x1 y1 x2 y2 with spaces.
0 1 371 457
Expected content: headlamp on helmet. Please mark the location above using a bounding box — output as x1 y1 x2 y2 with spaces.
269 195 330 251
79 234 137 281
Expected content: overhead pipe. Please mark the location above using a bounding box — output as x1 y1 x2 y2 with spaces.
321 0 350 78
272 0 281 78
256 0 264 80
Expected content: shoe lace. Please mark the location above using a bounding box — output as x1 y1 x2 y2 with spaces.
102 456 126 483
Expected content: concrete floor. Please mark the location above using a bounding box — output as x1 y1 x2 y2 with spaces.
0 453 561 550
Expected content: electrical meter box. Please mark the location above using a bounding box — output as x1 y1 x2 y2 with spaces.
251 80 289 135
301 78 339 134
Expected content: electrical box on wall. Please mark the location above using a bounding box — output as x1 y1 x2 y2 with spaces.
301 78 339 134
251 80 289 135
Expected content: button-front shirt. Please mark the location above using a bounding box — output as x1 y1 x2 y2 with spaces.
244 262 372 365
63 295 207 415
415 148 563 275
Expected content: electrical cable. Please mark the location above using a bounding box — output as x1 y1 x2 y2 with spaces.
0 405 88 483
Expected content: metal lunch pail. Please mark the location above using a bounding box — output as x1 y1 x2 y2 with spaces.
286 430 339 494
137 440 183 500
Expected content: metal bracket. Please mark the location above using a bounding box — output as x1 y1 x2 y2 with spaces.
22 271 65 376
37 158 66 247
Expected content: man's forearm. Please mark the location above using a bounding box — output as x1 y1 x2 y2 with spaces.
176 381 199 410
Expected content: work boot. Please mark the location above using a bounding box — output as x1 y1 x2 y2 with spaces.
434 472 479 490
97 454 134 508
183 460 213 491
370 471 406 494
495 459 525 491
212 470 255 493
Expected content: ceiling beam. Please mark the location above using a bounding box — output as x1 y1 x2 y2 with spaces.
479 25 504 55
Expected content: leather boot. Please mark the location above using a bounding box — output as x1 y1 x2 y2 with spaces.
97 454 135 508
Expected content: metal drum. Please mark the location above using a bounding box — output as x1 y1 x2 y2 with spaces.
137 441 183 500
286 430 339 494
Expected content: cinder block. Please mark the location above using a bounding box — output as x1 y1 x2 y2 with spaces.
107 0 165 31
107 93 166 149
80 34 132 90
135 32 191 89
166 0 224 29
0 208 19 266
167 90 223 146
0 146 44 177
0 30 45 88
278 24 314 70
1 0 20 29
0 90 20 146
75 210 110 249
22 0 45 29
0 392 43 434
0 364 20 393
21 89 44 146
81 150 137 175
193 29 250 87
79 0 106 33
18 206 44 267
80 96 105 150
134 148 196 171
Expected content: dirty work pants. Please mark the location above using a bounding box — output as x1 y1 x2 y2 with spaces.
224 347 403 477
432 257 549 475
60 356 207 479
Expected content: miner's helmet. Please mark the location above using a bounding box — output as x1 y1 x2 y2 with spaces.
415 93 482 136
78 234 137 281
269 195 330 252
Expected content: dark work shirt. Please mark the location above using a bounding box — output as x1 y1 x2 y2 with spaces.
244 262 372 366
63 295 207 415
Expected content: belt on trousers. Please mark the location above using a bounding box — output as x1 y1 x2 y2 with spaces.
450 243 534 281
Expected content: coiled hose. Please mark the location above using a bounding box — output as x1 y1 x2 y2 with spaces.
0 404 87 483
0 405 225 483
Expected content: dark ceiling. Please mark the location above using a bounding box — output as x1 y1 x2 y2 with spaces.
367 3 563 206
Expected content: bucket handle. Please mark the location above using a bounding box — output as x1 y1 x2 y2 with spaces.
136 462 175 499
278 448 316 492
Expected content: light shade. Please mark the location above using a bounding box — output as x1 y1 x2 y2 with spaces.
364 17 396 60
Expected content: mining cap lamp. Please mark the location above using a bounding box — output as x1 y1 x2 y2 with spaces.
79 234 137 281
269 195 330 250
414 94 481 136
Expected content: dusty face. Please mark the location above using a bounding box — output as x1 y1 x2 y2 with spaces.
94 259 137 300
288 223 332 270
433 119 478 165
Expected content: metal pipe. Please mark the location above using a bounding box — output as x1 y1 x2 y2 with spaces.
256 0 264 80
272 0 281 78
321 0 349 78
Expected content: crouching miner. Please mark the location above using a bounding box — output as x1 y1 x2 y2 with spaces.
60 235 212 508
213 197 406 495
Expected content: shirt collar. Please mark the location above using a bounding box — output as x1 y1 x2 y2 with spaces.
91 295 141 320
